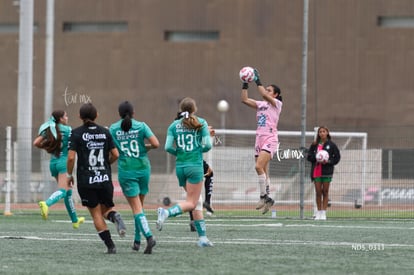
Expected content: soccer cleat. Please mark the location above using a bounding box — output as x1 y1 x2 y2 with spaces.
255 195 267 210
132 240 141 251
320 211 327 220
261 196 274 214
72 217 85 229
189 221 196 232
113 212 126 237
197 236 214 247
39 201 49 220
143 237 156 254
203 202 214 214
156 207 168 231
314 211 321 220
106 246 116 254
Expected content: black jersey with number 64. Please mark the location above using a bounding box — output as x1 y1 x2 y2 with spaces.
69 123 116 188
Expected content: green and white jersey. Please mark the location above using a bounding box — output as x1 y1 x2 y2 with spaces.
165 116 211 167
109 119 155 171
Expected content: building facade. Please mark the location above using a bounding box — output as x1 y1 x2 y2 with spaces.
1 0 414 148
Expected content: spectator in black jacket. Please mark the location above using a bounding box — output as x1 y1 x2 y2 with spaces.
307 126 341 220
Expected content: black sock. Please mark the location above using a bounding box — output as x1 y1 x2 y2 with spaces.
204 174 213 204
189 211 194 221
99 230 115 249
107 211 116 223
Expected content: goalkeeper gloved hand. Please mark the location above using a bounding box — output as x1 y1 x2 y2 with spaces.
242 82 249 89
254 68 262 86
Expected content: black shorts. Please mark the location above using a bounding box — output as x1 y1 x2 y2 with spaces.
78 183 115 208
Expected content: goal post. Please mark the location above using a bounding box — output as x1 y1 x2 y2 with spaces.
208 129 368 215
4 126 13 216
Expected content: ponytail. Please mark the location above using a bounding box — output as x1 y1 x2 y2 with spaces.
121 114 132 132
182 115 203 130
118 101 134 132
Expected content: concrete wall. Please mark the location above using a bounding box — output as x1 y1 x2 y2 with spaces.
1 0 414 148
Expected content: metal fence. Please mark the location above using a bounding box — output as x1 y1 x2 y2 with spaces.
1 126 414 219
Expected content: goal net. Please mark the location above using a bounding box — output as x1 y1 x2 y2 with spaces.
202 128 369 216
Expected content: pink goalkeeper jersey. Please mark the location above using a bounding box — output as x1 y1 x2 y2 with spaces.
255 98 283 137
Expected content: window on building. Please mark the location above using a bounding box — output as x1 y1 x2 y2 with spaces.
62 22 128 33
378 16 414 28
0 23 38 33
164 31 219 42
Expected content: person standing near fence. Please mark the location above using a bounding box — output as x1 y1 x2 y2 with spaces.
67 103 126 254
241 68 283 214
157 97 213 247
33 110 85 229
109 101 158 254
306 126 341 220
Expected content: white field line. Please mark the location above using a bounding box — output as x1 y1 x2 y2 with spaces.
1 219 414 248
1 235 414 248
51 218 414 230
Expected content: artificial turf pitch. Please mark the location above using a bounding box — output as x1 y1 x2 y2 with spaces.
1 210 414 275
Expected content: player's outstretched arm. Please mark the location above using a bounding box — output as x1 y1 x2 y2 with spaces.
241 82 257 109
254 68 277 107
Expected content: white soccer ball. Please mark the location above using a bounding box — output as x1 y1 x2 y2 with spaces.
316 149 329 163
239 66 255 83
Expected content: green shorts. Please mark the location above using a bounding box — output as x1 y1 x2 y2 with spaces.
176 166 204 187
314 177 332 183
118 169 150 197
49 157 67 177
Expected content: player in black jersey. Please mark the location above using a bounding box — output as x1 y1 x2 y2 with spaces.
67 103 126 254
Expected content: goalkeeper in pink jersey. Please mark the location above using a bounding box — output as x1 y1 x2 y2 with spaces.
241 68 283 214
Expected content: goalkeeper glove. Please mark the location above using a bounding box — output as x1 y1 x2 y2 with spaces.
242 82 249 89
254 68 262 86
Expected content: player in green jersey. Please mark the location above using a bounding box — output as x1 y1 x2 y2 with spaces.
109 101 159 254
34 110 84 229
157 97 213 247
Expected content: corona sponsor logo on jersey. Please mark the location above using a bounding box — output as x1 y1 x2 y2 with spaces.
82 132 107 141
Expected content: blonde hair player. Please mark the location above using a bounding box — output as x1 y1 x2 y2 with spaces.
157 97 213 247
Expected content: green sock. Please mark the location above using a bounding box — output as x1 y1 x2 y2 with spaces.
135 213 152 239
64 189 78 223
194 220 207 237
133 214 142 242
168 205 182 217
46 189 66 207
